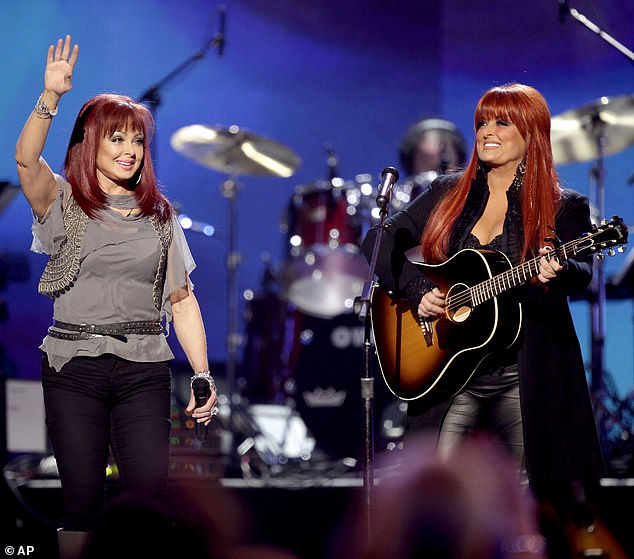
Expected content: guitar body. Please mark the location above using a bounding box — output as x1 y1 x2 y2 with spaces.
371 249 523 402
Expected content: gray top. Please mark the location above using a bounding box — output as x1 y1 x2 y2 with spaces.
31 175 197 371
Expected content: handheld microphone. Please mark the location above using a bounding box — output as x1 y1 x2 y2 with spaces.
376 166 399 208
217 5 226 58
192 377 212 441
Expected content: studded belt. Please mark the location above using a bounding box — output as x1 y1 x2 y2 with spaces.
47 320 163 341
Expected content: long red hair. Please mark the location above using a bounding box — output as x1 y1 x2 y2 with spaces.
420 83 560 264
64 93 172 221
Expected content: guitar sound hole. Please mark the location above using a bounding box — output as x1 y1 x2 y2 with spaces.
448 305 471 323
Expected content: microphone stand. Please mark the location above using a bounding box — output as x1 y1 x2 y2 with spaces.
559 1 634 65
354 188 392 545
137 22 225 160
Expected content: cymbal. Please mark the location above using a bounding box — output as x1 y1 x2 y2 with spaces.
551 94 634 164
170 124 301 178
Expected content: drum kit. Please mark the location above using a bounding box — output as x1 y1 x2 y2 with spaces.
170 124 401 469
169 90 634 470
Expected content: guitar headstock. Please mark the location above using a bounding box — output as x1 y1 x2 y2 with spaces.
577 216 628 259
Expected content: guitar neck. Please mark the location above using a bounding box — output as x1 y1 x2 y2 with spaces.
470 240 578 306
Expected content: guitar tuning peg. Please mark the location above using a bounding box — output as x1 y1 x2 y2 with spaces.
617 246 626 253
600 219 608 226
607 248 616 257
596 252 606 261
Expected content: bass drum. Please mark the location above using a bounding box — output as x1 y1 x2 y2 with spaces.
240 293 402 462
280 178 371 318
290 312 400 461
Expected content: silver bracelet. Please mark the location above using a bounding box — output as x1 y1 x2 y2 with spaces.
34 92 58 119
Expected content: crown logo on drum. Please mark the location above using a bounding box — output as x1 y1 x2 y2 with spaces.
302 387 347 408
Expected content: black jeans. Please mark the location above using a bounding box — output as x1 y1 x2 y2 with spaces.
41 353 172 531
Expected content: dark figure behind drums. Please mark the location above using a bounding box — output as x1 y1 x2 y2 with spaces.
391 118 468 211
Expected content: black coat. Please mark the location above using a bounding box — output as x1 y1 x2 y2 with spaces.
362 173 605 489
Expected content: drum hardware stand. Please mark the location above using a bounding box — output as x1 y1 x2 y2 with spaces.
559 2 634 391
587 124 607 393
354 168 396 543
221 176 247 467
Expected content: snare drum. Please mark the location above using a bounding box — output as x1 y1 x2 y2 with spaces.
280 178 372 318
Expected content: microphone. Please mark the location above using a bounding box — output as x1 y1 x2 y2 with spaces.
217 5 226 58
376 166 399 208
558 0 569 23
192 377 212 441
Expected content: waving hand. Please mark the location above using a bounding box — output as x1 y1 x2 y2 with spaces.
44 35 79 96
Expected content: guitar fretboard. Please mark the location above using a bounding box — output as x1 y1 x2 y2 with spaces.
468 240 579 307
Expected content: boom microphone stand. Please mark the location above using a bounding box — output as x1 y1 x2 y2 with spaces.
138 5 226 157
558 1 634 65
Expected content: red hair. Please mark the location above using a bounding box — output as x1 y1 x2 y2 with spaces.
421 83 560 263
64 93 173 221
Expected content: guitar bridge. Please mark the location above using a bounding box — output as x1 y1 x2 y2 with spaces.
420 318 434 347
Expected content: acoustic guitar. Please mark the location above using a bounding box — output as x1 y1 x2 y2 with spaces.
370 217 628 404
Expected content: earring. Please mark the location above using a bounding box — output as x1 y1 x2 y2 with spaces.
477 159 489 174
135 169 143 185
516 157 527 177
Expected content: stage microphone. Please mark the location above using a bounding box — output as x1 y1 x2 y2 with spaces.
376 166 399 208
558 0 569 23
217 5 226 58
192 377 212 441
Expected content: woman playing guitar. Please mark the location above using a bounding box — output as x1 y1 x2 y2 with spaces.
362 83 614 547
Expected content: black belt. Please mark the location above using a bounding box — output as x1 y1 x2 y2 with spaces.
48 320 163 341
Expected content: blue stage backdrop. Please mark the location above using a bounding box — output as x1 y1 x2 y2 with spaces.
0 0 632 405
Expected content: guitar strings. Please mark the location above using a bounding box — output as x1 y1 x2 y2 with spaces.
443 222 620 312
444 237 581 312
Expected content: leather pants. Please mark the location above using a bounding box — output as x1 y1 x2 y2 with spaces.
437 365 527 483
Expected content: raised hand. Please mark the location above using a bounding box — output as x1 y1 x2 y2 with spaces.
44 35 79 96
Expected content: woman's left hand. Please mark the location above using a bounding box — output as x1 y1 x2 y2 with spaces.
537 246 564 283
185 387 219 426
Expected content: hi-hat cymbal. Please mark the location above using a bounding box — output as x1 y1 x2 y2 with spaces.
170 124 301 178
551 94 634 164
